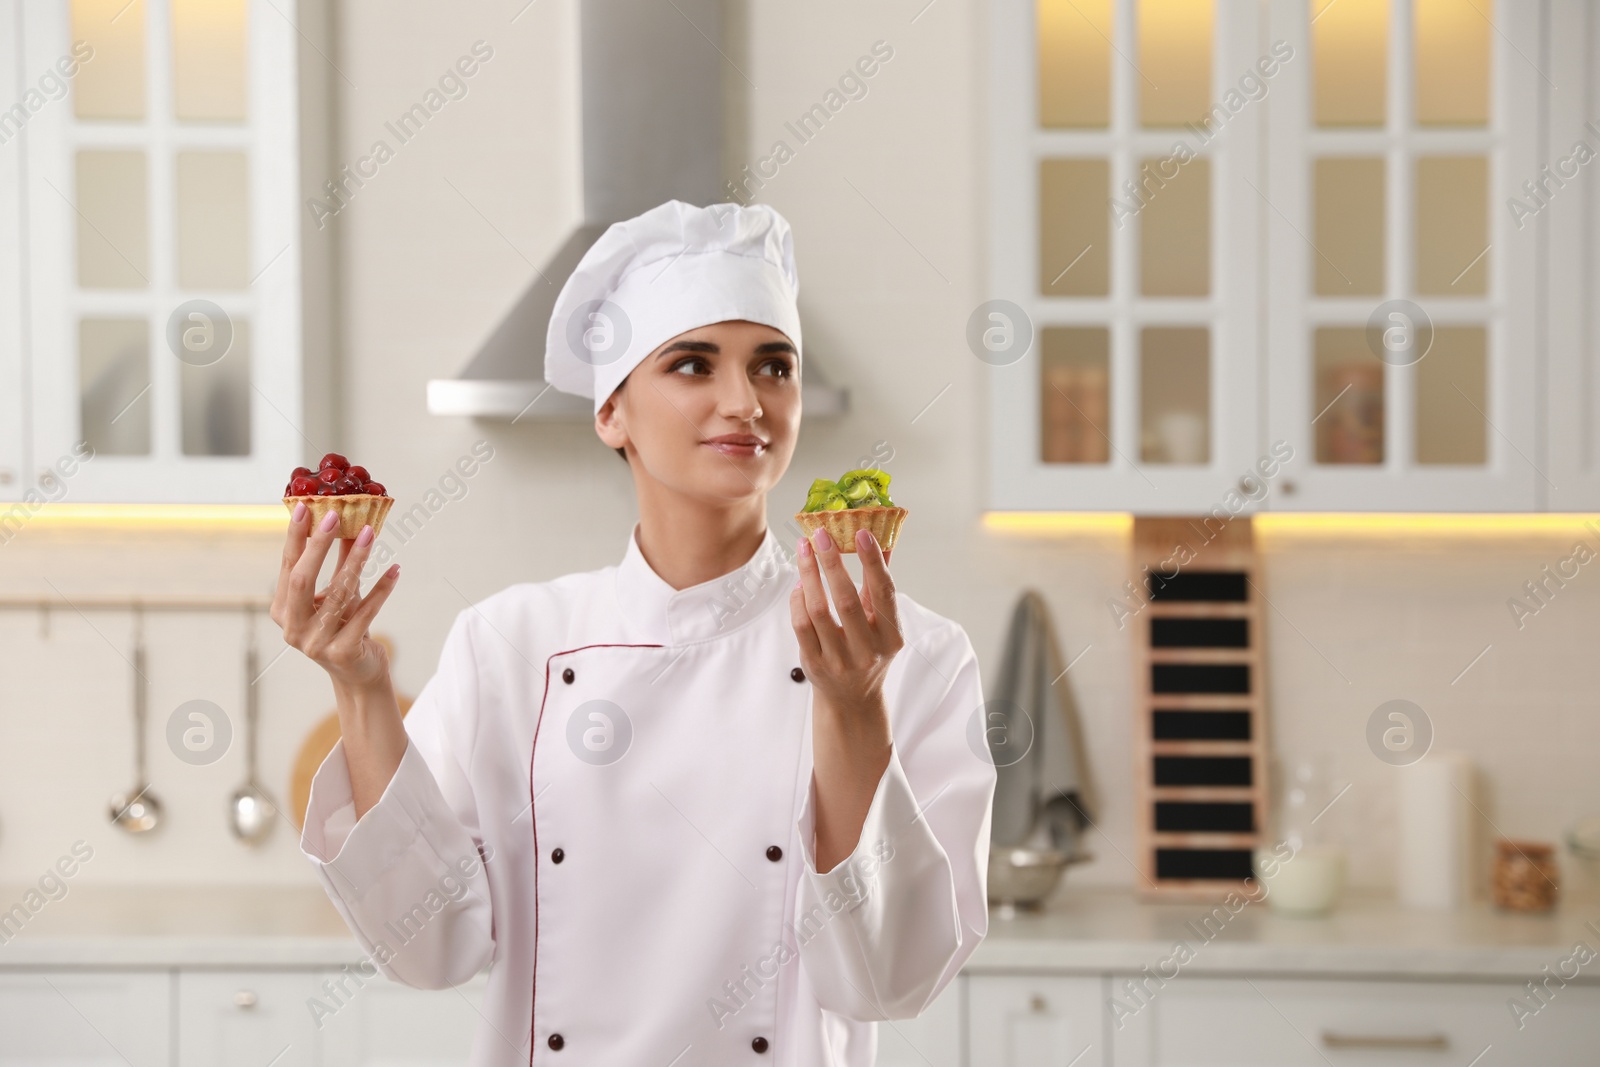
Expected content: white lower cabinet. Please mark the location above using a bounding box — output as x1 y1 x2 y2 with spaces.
178 968 487 1066
966 975 1105 1067
8 966 1599 1066
0 971 170 1066
317 973 488 1064
0 967 487 1067
177 970 329 1066
876 975 965 1067
1110 976 1600 1067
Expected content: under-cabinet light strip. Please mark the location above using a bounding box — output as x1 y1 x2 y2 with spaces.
17 507 1600 536
983 513 1600 536
10 504 287 530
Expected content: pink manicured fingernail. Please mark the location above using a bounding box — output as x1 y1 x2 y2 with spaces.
355 524 373 547
319 509 339 532
814 528 833 551
291 501 307 523
856 529 871 549
798 537 812 559
387 564 400 579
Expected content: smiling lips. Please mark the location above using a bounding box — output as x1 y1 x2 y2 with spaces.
704 433 767 457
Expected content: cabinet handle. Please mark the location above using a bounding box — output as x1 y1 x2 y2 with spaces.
1281 479 1298 496
1029 994 1047 1013
234 989 259 1009
1321 1031 1448 1050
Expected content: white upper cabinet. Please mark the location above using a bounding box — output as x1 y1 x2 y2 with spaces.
0 2 24 504
1544 0 1600 510
989 0 1574 512
14 0 302 503
989 0 1265 513
1264 0 1540 511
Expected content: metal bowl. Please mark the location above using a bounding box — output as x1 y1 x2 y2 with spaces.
987 845 1087 915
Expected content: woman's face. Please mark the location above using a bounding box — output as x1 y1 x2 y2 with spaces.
595 319 801 507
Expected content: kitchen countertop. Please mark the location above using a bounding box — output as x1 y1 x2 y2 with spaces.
2 884 1597 980
0 884 359 967
970 887 1600 981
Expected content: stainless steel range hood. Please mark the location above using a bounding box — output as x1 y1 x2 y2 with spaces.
426 0 848 421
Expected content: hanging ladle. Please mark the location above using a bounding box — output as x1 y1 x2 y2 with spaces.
110 605 163 833
229 613 279 845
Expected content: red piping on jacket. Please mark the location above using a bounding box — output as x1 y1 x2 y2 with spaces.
528 642 664 1065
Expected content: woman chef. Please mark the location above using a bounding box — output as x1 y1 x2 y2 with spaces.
272 200 996 1065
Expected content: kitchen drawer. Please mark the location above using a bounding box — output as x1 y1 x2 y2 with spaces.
1111 975 1600 1067
968 975 1105 1067
0 970 170 1066
177 970 329 1066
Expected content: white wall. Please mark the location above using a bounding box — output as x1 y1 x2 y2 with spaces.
1 0 1597 900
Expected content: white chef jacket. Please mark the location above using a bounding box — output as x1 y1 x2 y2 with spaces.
300 522 996 1065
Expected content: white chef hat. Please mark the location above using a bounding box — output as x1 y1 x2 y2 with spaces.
544 199 803 414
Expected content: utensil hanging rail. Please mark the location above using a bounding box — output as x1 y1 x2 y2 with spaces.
0 595 270 612
0 595 268 639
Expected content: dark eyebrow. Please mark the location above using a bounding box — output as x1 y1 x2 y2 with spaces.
655 340 718 359
654 338 797 360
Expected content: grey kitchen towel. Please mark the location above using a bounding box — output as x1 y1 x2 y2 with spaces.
986 589 1094 856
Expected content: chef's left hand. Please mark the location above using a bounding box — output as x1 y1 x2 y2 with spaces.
790 528 904 710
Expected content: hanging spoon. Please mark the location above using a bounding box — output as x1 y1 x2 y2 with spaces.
229 616 279 845
110 606 162 833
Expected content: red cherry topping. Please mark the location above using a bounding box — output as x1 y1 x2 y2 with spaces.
288 456 383 500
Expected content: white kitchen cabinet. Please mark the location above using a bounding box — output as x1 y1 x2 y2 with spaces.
0 970 171 1066
1544 0 1600 510
987 0 1266 514
966 975 1105 1067
988 0 1585 514
876 975 965 1067
1262 0 1542 511
0 0 24 503
178 968 489 1065
10 0 305 504
317 972 488 1065
177 970 330 1066
1111 975 1600 1067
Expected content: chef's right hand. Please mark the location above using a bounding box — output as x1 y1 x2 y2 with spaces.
270 502 401 690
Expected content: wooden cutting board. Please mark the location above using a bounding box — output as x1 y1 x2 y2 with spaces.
288 634 414 830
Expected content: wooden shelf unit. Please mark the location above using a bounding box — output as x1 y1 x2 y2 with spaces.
1131 517 1269 900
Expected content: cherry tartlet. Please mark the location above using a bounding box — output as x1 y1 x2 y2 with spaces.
282 453 393 538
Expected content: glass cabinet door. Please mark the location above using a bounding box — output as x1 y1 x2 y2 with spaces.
989 0 1264 512
1263 0 1540 510
21 0 301 503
